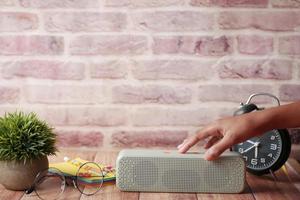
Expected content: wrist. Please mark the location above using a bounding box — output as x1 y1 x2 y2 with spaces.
243 111 270 136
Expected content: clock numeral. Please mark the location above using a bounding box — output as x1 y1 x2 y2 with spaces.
260 158 265 163
268 153 273 158
270 144 277 150
270 135 275 140
238 148 244 153
251 158 258 165
243 156 248 161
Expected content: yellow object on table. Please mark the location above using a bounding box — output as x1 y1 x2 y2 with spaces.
49 157 116 182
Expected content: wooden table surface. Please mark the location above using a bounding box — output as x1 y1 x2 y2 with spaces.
1 148 300 200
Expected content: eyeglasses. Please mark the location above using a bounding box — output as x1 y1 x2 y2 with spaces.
25 162 105 200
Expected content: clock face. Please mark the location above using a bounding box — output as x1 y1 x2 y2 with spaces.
232 130 282 171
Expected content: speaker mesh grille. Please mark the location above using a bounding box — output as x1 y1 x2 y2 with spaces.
117 153 245 193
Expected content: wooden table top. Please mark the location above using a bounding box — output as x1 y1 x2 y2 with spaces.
1 148 300 200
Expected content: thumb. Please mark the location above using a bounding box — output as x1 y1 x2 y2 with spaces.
204 136 233 161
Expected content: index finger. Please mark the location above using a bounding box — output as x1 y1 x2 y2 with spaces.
178 125 218 153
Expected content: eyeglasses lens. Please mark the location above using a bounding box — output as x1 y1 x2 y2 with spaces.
34 168 65 200
76 162 104 196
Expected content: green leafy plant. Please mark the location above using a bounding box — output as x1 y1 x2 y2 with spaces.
0 112 57 162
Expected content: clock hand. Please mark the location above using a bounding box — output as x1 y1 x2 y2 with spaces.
246 140 256 145
255 146 258 158
244 142 260 154
243 144 256 153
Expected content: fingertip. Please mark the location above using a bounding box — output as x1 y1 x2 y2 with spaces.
204 150 211 160
178 149 185 154
177 143 183 149
203 143 209 149
204 153 214 161
177 139 188 149
178 146 187 154
205 136 231 160
204 148 218 161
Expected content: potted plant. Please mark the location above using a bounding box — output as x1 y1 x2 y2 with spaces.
0 111 57 190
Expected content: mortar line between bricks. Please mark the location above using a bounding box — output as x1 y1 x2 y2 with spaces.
0 55 299 61
3 7 300 12
1 31 300 36
0 79 299 87
1 82 299 92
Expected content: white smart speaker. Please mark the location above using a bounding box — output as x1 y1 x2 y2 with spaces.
116 149 245 193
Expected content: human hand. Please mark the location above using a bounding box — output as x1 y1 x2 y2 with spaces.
177 113 265 160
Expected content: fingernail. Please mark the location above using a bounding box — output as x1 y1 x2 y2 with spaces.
177 143 184 149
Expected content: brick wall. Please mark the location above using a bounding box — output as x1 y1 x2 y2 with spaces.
0 0 299 149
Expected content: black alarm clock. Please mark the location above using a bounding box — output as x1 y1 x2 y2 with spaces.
231 93 291 176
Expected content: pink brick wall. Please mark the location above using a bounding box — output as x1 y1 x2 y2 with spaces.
0 0 300 148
